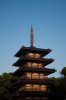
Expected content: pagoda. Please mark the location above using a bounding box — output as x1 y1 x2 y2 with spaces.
9 26 56 100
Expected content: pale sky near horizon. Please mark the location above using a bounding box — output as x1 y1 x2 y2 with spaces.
0 0 66 77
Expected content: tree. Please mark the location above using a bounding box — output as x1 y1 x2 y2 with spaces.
60 67 66 100
0 72 18 100
60 67 66 78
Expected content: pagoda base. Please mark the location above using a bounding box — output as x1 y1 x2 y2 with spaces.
7 91 50 100
7 91 63 100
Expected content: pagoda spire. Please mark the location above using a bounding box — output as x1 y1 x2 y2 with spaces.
30 25 34 47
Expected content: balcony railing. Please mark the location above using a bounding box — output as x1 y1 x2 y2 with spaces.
18 91 50 97
19 77 53 85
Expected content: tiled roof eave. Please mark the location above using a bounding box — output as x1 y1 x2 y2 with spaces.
13 57 54 67
13 67 56 76
14 46 52 57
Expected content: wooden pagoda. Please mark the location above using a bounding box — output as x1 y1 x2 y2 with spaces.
9 26 56 100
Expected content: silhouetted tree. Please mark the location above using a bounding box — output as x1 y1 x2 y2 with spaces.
60 67 66 100
60 67 66 78
0 73 18 100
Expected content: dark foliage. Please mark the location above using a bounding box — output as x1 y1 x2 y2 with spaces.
0 73 18 100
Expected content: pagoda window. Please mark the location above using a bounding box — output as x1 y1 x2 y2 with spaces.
27 62 32 67
40 73 45 79
28 53 34 58
25 84 46 91
41 85 46 91
26 62 43 68
32 63 37 68
28 53 41 58
26 73 31 79
32 73 39 79
35 53 40 58
26 84 32 91
38 63 43 68
33 85 40 91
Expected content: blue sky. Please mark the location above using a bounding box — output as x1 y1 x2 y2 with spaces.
0 0 66 77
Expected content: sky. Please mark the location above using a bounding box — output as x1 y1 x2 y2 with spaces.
0 0 66 77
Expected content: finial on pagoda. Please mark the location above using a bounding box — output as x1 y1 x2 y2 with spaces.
30 25 34 47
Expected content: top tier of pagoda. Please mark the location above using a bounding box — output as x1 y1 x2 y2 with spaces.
14 46 52 57
13 26 55 74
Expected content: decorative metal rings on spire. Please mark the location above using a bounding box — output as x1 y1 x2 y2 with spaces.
30 25 34 47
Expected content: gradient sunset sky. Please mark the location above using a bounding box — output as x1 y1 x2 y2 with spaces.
0 0 66 77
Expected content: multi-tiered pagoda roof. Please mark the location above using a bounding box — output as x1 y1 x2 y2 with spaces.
8 26 56 100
